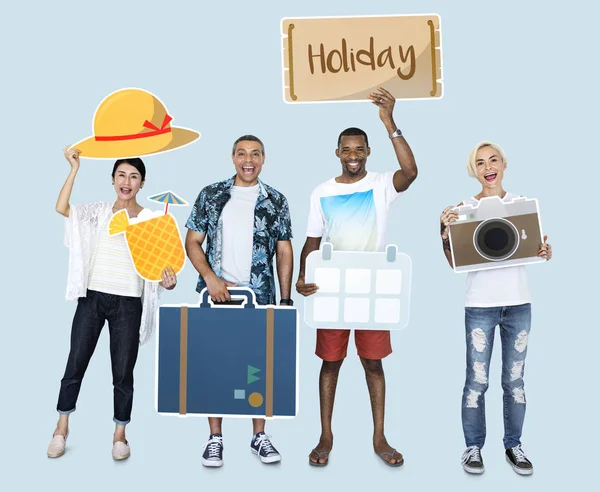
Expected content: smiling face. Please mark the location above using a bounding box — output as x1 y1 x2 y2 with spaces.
336 135 370 179
112 163 144 200
232 140 264 186
474 145 506 189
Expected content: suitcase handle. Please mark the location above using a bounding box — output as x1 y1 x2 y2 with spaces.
199 287 256 308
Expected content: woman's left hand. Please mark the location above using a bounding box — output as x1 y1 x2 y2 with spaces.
159 267 177 290
537 235 552 261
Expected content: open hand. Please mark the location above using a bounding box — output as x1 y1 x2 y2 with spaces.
537 235 552 261
159 267 177 290
368 87 396 125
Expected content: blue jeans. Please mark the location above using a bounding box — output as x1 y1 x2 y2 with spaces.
461 303 531 449
57 290 142 425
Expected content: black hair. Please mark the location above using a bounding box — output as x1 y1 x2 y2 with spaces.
112 157 146 181
231 135 265 155
337 127 369 148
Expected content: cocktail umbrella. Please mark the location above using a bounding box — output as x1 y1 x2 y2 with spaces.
147 190 188 214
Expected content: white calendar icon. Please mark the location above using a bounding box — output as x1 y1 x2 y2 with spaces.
304 243 412 330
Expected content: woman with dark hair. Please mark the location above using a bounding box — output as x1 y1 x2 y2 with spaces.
47 146 177 460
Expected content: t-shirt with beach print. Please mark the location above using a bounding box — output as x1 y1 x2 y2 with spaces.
306 171 401 252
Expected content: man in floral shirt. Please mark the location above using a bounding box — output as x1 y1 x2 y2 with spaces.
185 135 293 468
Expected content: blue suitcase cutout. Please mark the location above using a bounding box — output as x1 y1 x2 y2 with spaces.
156 288 299 419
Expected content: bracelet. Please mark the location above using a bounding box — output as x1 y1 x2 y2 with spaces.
442 237 451 251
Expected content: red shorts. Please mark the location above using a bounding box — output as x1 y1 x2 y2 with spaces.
315 329 392 361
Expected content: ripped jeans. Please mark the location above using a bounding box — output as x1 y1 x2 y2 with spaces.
461 303 531 449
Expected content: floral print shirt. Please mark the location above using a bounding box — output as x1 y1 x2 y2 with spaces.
186 176 292 305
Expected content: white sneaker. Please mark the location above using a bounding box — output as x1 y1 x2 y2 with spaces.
112 441 131 461
47 434 68 458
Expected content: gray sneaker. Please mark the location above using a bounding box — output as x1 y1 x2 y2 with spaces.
506 445 533 475
461 446 484 474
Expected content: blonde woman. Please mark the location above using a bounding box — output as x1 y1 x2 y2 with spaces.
440 142 552 476
47 147 176 460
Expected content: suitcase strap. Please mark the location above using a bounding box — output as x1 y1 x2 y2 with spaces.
265 308 274 418
179 306 189 415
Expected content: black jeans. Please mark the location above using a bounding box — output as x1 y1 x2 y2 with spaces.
57 290 142 425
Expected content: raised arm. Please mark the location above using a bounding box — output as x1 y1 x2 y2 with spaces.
56 146 81 217
368 87 417 192
295 236 322 296
276 240 293 301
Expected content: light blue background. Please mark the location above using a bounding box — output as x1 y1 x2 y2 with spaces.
1 0 597 490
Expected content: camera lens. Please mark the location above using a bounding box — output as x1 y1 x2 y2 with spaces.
484 228 509 251
473 218 519 261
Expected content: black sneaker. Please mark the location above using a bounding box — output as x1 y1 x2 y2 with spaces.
506 445 533 475
202 434 224 467
250 432 281 464
461 446 484 474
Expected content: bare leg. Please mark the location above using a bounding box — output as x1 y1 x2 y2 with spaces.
361 357 402 465
208 416 264 439
308 359 343 465
53 414 69 437
252 418 265 435
113 424 127 444
208 417 223 435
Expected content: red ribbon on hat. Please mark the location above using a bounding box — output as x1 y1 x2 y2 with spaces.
95 114 173 141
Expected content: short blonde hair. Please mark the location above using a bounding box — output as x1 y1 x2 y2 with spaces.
467 141 508 178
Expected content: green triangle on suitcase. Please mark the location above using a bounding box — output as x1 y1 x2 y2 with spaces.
247 365 261 384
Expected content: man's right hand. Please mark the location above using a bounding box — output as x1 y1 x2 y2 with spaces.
205 274 237 303
296 276 319 297
440 205 459 240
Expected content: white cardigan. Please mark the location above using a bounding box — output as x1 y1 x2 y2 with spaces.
63 202 162 345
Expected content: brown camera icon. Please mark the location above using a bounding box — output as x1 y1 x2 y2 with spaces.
449 196 545 273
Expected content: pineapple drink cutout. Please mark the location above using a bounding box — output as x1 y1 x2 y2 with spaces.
108 191 187 281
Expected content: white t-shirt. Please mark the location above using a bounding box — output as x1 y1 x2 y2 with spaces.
463 193 531 307
306 171 401 251
220 184 260 285
87 208 157 298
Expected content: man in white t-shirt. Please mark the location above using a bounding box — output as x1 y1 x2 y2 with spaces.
185 135 294 468
440 141 552 476
296 87 417 467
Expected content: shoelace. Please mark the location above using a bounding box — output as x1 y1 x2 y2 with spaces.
461 446 481 464
255 434 276 456
204 436 223 459
511 445 528 463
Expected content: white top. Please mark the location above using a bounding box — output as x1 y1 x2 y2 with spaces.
87 211 153 297
463 193 531 307
306 171 401 251
63 202 162 344
220 185 260 285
